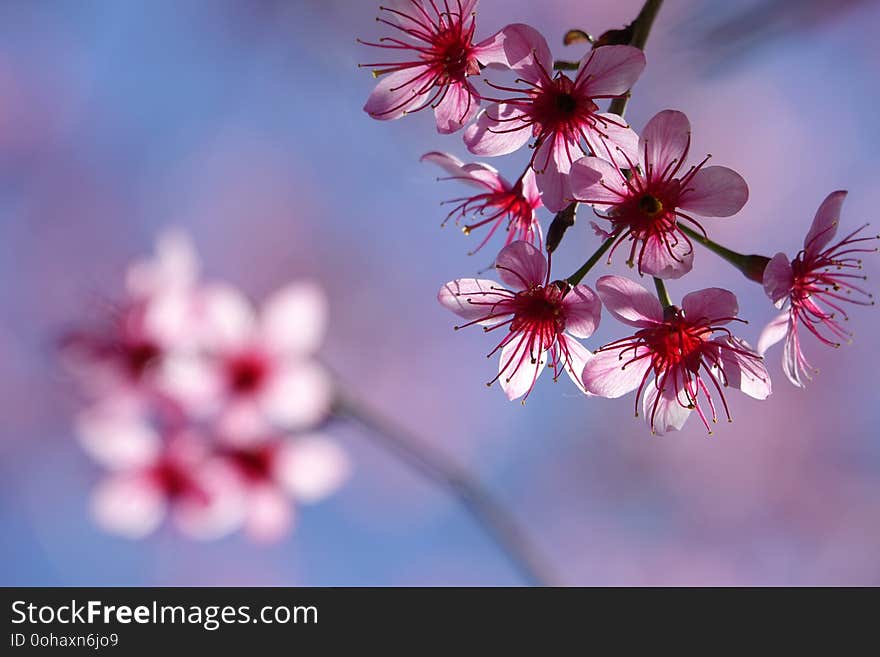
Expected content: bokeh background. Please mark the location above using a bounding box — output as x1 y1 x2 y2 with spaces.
1 0 878 586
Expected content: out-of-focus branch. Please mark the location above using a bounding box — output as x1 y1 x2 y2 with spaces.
335 392 557 587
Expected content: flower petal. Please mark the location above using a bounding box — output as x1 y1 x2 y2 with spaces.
642 384 691 435
420 151 503 190
197 284 256 350
714 337 772 400
276 435 351 503
363 67 431 122
581 345 652 398
497 332 546 400
437 278 512 323
562 284 602 338
495 241 547 289
570 156 629 211
579 115 637 171
595 275 663 327
260 281 327 357
560 335 593 394
474 23 552 80
464 103 531 157
640 109 690 176
576 45 646 97
679 166 749 217
91 474 166 539
757 311 791 356
762 252 794 308
681 287 739 324
244 484 293 543
76 404 161 470
434 81 480 134
804 190 847 257
261 362 333 430
638 231 695 279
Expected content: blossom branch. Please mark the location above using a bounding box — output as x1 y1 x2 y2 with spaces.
334 392 557 587
549 0 664 257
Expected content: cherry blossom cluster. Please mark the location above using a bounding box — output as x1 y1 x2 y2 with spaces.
360 0 877 434
62 231 349 541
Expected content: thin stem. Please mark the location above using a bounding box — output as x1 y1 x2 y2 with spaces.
678 224 771 282
607 0 664 118
335 392 556 587
653 277 673 308
567 230 620 285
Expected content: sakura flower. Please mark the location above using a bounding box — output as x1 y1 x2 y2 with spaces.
61 230 201 405
421 151 543 252
757 191 877 387
570 110 749 279
160 282 334 435
217 432 350 542
582 276 770 434
84 420 245 540
438 240 600 400
359 1 516 134
463 26 645 211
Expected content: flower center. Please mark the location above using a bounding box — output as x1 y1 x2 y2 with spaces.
124 340 161 379
510 284 566 338
228 446 274 482
433 29 474 82
643 315 706 372
226 351 270 395
638 194 663 216
555 92 578 115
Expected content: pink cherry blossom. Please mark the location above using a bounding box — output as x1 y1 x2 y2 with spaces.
570 110 749 279
84 419 245 540
582 276 770 434
61 230 201 407
217 432 351 542
757 191 877 387
463 26 645 211
421 151 543 252
438 240 600 400
160 282 334 435
360 1 517 134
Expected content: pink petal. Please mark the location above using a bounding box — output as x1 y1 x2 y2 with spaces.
581 345 652 398
474 23 552 80
437 278 513 322
534 164 571 212
434 81 480 134
576 45 646 97
640 109 690 176
681 287 739 324
495 240 547 289
679 166 749 217
559 335 593 394
126 228 199 297
363 67 430 122
173 460 246 540
420 151 504 190
244 484 293 543
91 474 166 539
804 190 847 257
570 156 629 211
561 284 601 338
261 362 333 430
782 327 808 389
713 337 772 400
583 113 640 170
196 284 256 350
260 281 327 357
464 103 531 156
642 384 691 435
595 275 663 327
762 252 795 308
497 333 546 400
638 232 694 280
520 167 542 207
757 311 791 356
76 404 161 470
276 435 350 503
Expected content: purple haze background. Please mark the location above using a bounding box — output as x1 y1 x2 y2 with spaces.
1 0 878 585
